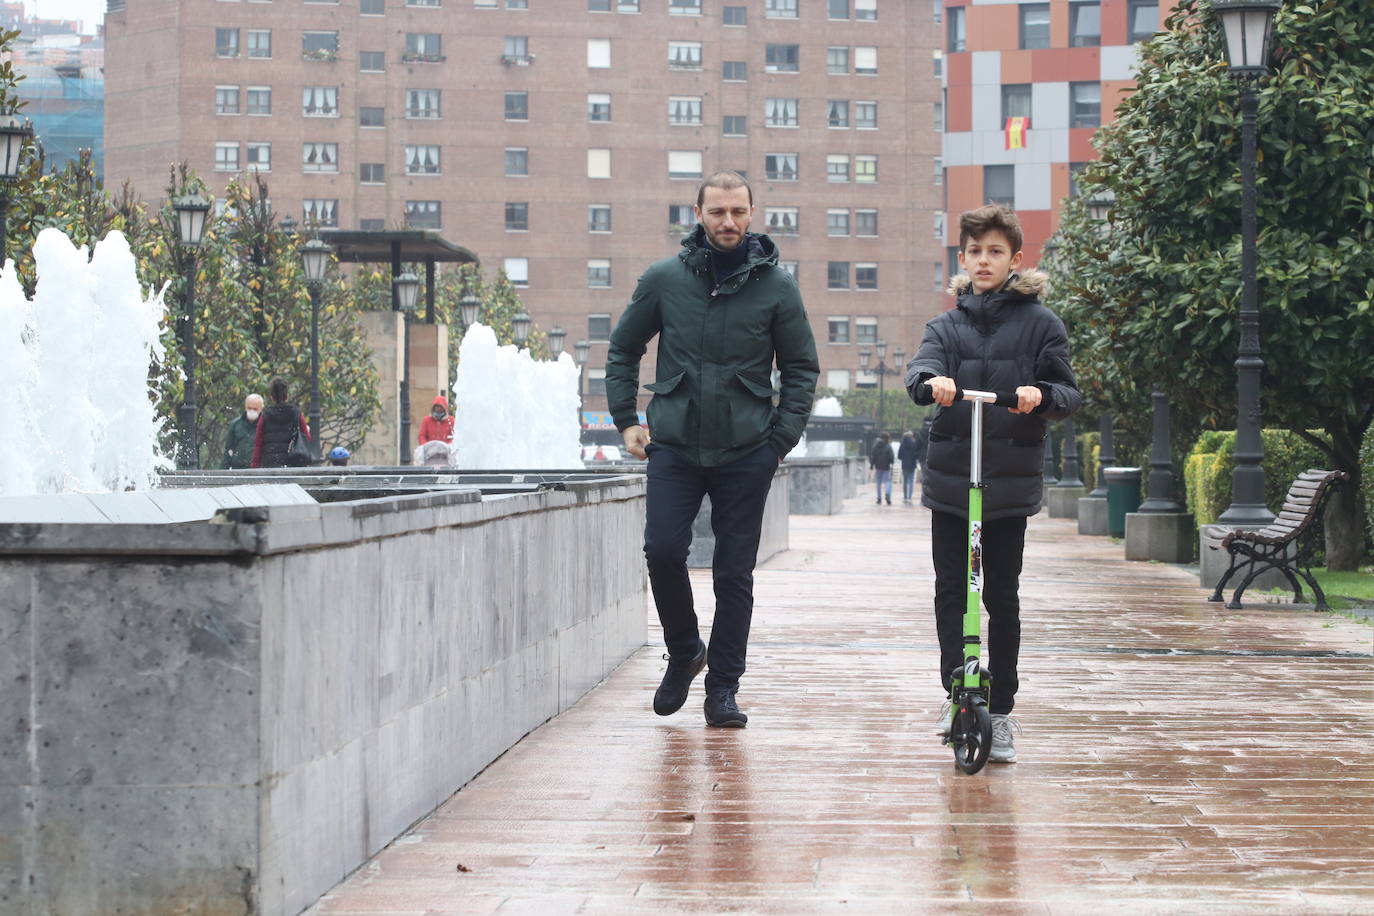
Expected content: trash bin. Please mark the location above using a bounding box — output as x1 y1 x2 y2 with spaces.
1104 467 1142 538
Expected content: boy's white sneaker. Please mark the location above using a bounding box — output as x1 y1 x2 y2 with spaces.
934 699 952 738
989 714 1020 764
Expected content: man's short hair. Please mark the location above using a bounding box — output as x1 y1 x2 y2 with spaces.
696 170 753 209
959 204 1023 255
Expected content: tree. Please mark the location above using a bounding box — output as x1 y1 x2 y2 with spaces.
1046 0 1374 568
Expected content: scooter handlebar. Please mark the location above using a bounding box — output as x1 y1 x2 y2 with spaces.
913 382 1021 410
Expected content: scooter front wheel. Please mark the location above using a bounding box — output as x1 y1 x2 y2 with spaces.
951 698 992 775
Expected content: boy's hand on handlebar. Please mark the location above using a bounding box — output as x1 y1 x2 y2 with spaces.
927 376 957 407
1010 385 1043 415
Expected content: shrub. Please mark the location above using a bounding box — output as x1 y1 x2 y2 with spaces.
1361 422 1374 547
1187 430 1329 524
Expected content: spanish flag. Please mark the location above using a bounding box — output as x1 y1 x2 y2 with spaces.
1005 116 1030 150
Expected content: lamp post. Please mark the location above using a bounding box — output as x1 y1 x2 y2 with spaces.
0 114 33 264
511 311 531 348
172 191 211 469
859 340 903 433
459 288 480 330
299 238 332 445
546 325 566 358
1212 0 1279 525
395 272 420 465
574 338 591 439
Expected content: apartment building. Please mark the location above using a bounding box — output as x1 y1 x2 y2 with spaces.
104 0 945 417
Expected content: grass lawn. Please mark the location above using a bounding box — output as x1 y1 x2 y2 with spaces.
1312 568 1374 603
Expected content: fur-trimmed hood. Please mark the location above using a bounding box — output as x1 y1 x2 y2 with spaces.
947 268 1048 299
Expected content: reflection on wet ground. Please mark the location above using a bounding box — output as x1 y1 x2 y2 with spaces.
311 493 1374 914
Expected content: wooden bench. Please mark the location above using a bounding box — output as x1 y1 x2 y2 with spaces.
1206 469 1349 610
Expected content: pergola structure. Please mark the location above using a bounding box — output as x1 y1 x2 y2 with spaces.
319 229 479 322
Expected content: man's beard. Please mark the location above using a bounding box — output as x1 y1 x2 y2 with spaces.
705 225 746 250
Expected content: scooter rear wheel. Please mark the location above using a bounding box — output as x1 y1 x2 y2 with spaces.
951 698 992 775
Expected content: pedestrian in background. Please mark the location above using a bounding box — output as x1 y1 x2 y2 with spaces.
251 378 310 468
870 431 893 505
222 393 262 469
898 429 920 503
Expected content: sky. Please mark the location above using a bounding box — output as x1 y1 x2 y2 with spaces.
28 0 104 34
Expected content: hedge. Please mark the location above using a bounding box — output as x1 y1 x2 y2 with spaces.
1185 430 1328 526
1361 422 1374 546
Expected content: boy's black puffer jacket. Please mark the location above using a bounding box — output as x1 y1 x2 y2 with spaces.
904 270 1080 520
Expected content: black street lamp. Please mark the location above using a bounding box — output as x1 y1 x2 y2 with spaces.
546 325 566 357
0 114 32 264
859 340 903 433
574 338 591 437
299 238 332 445
395 272 420 465
1212 0 1279 525
459 288 480 330
512 311 532 347
172 191 211 469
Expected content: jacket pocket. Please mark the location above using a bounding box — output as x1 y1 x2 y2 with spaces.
726 370 777 446
645 370 689 444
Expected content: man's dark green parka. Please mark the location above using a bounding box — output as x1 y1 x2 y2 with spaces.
605 226 819 467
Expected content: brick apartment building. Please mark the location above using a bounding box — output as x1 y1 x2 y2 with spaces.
939 0 1166 267
103 0 944 420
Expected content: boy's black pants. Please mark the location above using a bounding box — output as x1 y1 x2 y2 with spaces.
930 509 1026 715
643 442 778 695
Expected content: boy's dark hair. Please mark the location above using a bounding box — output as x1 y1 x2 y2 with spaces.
269 377 289 404
696 170 753 208
959 204 1023 255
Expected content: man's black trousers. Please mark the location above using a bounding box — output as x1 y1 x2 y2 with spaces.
643 442 778 695
930 509 1027 715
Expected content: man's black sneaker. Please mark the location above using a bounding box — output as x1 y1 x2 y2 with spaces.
704 691 748 728
653 639 707 716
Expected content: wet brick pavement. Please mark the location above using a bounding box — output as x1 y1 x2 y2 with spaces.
309 492 1374 915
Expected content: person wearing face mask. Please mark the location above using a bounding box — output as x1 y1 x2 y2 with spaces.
222 393 263 469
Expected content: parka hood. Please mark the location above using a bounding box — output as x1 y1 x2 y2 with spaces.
679 224 779 269
947 269 1048 299
431 395 449 410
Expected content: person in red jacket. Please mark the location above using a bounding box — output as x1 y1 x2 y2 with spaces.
418 395 454 446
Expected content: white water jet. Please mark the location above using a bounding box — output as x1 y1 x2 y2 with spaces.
450 323 582 469
0 228 169 497
791 395 845 459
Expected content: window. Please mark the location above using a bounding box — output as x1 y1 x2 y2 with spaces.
933 0 941 24
588 148 611 178
668 97 702 125
855 154 877 182
303 199 337 227
588 205 611 233
1019 4 1051 50
589 0 611 8
587 38 610 68
827 100 849 128
406 145 441 174
827 369 850 391
827 46 848 74
216 86 239 115
585 369 608 395
669 0 700 14
587 259 611 287
669 41 701 70
362 0 384 13
303 31 339 58
247 29 270 58
723 5 745 25
618 0 639 9
855 101 877 129
303 86 339 117
766 98 799 127
1128 0 1159 42
765 207 798 235
215 28 239 57
1002 84 1033 122
935 97 944 131
588 93 612 122
855 317 877 343
765 153 798 181
407 33 444 60
406 89 440 118
934 210 945 239
507 0 527 7
359 51 385 71
303 142 339 172
505 147 528 176
854 47 877 75
406 200 441 229
855 209 877 237
947 6 965 52
826 154 849 182
668 150 702 179
723 60 747 81
934 50 943 77
668 204 696 232
247 142 270 171
505 91 528 120
766 44 799 73
827 262 849 290
984 164 1015 206
723 115 746 136
247 87 271 115
779 261 798 279
856 264 878 290
1071 82 1100 127
505 201 528 231
828 0 848 19
1069 161 1088 197
406 0 439 5
360 219 385 231
360 162 385 184
934 156 943 185
588 314 611 340
360 105 384 126
855 0 876 19
827 317 850 344
827 209 850 237
503 257 528 286
215 141 239 171
765 0 797 18
1070 2 1101 46
934 261 945 292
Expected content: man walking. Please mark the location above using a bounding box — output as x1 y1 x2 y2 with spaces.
606 171 819 728
221 393 262 469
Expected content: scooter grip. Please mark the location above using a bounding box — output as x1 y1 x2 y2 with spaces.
913 381 934 404
992 391 1020 409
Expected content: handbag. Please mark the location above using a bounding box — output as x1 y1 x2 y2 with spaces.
285 420 316 467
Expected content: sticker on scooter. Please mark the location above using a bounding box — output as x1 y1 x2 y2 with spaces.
969 520 983 593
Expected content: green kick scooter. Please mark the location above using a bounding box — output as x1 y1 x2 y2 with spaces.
917 382 1021 775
